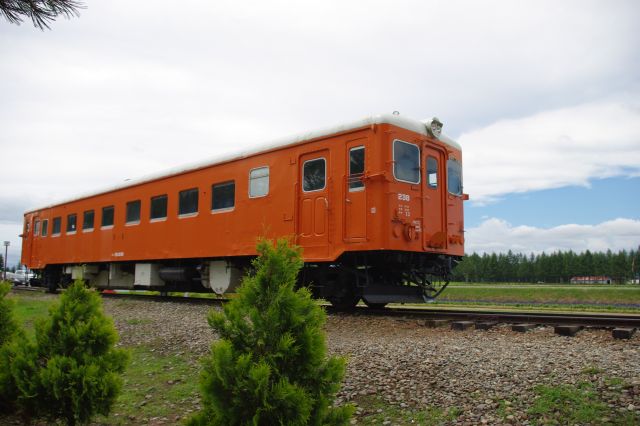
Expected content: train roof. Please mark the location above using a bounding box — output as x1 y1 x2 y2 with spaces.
26 114 460 214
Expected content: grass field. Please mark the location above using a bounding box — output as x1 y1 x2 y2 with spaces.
432 283 640 312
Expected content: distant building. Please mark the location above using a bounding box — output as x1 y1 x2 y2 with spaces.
570 276 612 284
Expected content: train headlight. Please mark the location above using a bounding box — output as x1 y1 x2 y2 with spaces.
424 117 443 138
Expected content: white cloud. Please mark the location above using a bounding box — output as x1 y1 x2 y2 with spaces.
461 100 640 203
466 217 640 254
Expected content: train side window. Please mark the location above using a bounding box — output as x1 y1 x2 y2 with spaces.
447 158 463 196
34 220 40 236
249 167 269 198
303 158 326 192
126 200 141 225
179 188 199 216
150 195 168 221
349 146 365 191
41 219 48 237
83 210 95 231
66 214 77 234
426 156 438 189
211 181 235 212
52 217 61 236
393 140 420 184
101 206 114 228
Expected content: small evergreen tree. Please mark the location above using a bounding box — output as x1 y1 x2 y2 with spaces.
0 282 19 347
190 238 353 426
0 280 128 425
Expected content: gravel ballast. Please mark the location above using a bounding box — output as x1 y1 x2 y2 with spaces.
101 297 640 424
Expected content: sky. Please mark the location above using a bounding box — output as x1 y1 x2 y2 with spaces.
1 0 639 267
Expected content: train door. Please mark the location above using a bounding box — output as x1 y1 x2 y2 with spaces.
344 142 367 241
422 146 447 250
21 216 34 267
298 150 330 257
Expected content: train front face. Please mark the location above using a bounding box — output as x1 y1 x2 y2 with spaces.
371 120 465 301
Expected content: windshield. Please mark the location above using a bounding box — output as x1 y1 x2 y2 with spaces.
393 140 420 184
447 158 463 196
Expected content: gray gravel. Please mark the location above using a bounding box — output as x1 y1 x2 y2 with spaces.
102 298 640 425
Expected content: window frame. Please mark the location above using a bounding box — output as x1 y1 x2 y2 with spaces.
426 156 438 189
126 200 142 225
101 206 115 229
52 217 62 236
447 157 463 196
34 219 40 237
302 157 327 193
66 213 77 234
178 188 199 218
348 146 365 192
249 166 270 198
41 219 48 237
150 194 168 222
392 139 421 184
211 181 236 213
83 210 95 232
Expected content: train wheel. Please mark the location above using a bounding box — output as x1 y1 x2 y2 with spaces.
362 297 387 309
327 274 360 311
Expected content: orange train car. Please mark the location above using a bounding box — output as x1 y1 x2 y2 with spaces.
20 114 467 308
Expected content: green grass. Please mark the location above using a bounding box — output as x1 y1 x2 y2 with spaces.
435 283 640 310
352 395 461 425
96 346 202 424
11 292 56 336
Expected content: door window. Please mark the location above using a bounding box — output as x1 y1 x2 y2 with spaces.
348 147 365 191
426 156 438 188
302 158 326 192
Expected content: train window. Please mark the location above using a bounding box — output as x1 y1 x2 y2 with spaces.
126 200 141 224
66 214 77 234
447 158 463 196
249 167 269 198
303 158 326 192
393 140 420 184
34 220 40 236
41 219 48 237
83 210 94 231
179 188 199 216
212 181 235 211
349 147 365 191
426 156 438 189
150 195 168 220
52 217 61 235
101 206 114 228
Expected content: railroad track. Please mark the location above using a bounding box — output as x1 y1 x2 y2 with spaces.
13 285 639 337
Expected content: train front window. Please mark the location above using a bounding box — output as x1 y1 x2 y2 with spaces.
52 217 61 235
66 214 77 233
212 181 235 211
393 140 420 184
126 200 141 224
150 195 168 220
303 158 326 192
426 156 438 189
179 188 199 216
349 147 365 191
41 219 48 237
249 167 269 198
101 206 114 228
83 210 94 231
447 158 463 196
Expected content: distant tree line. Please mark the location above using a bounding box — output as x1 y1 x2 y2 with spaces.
452 249 639 284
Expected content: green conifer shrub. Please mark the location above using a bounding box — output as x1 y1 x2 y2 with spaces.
0 282 19 347
0 280 128 425
189 238 354 426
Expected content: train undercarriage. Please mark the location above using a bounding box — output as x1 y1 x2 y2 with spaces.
35 251 461 309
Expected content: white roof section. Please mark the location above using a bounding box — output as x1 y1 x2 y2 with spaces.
26 114 461 213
